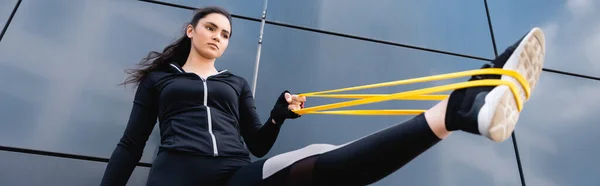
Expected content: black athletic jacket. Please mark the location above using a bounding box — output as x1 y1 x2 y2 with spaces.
101 63 283 185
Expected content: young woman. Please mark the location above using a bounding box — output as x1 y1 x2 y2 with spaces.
100 6 545 186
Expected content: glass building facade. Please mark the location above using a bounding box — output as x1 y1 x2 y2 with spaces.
0 0 598 185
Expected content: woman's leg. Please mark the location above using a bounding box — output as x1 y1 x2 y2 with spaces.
227 27 545 186
226 111 442 186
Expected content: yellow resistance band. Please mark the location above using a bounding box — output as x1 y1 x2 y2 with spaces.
293 68 531 116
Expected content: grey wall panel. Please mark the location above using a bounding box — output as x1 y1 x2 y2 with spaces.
0 0 17 32
267 0 495 59
0 150 150 186
511 72 600 186
0 0 259 164
154 0 265 19
488 0 600 78
252 24 522 186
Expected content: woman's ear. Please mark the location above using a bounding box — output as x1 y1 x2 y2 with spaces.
186 24 194 38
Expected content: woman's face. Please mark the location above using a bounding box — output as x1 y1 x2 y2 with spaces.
186 13 231 60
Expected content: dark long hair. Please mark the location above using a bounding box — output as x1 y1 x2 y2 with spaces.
120 6 232 87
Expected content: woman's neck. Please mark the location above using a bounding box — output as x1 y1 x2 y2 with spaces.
182 51 219 79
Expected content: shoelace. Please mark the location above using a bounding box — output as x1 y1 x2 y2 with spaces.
292 68 531 116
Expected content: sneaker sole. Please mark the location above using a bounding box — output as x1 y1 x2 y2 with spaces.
478 27 546 142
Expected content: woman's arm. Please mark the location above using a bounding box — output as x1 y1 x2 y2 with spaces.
101 78 159 186
238 80 304 158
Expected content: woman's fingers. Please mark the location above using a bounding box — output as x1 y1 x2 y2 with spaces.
287 94 306 110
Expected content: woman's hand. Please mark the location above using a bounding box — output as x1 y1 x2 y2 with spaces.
284 92 306 111
270 91 306 125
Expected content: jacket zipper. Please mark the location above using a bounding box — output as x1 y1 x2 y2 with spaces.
201 77 218 156
170 64 227 156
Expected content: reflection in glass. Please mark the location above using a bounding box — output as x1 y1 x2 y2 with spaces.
267 0 495 58
0 0 18 31
154 0 264 19
488 0 600 78
253 24 522 186
514 72 600 186
0 150 150 186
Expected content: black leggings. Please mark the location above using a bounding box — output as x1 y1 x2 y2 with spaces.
147 113 440 186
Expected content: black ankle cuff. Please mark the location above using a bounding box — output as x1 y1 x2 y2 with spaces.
445 89 465 132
